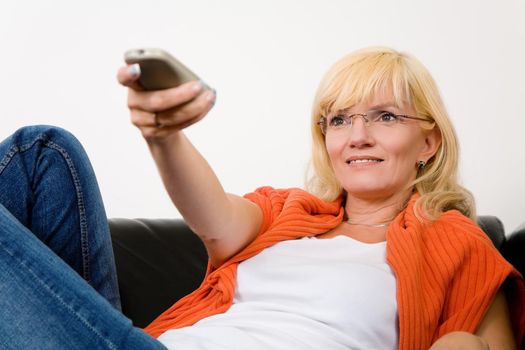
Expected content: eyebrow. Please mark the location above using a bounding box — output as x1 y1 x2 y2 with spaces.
368 102 399 110
338 102 400 114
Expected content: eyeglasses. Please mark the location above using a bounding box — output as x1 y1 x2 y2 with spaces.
317 109 432 135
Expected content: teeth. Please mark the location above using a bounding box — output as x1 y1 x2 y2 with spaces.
349 159 381 164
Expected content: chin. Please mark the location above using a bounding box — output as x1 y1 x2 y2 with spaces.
345 183 414 201
344 186 390 200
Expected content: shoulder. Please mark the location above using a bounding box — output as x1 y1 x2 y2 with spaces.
415 210 513 277
243 186 342 215
243 186 301 205
243 186 343 233
393 204 495 255
426 210 496 251
243 186 307 217
390 207 506 272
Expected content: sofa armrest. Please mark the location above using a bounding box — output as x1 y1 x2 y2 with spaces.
109 218 208 328
477 215 506 250
502 222 525 279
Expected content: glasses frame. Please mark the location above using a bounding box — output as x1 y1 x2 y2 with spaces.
317 110 432 135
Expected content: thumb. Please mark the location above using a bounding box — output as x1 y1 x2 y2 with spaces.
117 64 143 90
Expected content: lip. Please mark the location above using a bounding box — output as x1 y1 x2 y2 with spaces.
345 155 384 165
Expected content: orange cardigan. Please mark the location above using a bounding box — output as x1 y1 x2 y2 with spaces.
145 187 525 349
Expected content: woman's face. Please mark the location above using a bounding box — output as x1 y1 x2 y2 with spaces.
324 89 440 201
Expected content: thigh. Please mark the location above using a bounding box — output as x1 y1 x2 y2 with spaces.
0 203 167 350
0 125 120 308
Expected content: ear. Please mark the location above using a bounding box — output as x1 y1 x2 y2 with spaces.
419 127 442 162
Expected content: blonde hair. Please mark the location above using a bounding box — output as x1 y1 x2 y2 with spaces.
306 47 476 221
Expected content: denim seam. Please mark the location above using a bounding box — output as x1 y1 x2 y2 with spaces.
43 139 91 283
0 239 118 350
0 145 20 175
0 134 92 283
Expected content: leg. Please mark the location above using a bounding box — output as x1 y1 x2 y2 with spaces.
0 126 119 307
0 203 167 349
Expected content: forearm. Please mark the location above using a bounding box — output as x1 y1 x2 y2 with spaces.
147 131 234 239
430 332 490 350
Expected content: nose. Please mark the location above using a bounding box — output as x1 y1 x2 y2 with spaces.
347 116 374 148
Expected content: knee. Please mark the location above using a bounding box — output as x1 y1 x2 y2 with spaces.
12 125 86 156
8 125 94 175
13 125 80 146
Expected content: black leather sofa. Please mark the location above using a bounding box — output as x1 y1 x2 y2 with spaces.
109 216 525 333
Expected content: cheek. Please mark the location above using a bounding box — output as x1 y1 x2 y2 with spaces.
324 137 345 167
385 136 424 172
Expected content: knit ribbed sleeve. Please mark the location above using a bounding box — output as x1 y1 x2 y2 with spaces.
387 200 525 349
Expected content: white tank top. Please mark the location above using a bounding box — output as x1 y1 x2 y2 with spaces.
159 235 398 350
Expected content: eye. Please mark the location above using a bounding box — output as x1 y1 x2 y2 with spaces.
376 111 399 123
329 115 346 128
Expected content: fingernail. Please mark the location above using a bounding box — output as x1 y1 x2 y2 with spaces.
129 63 141 77
193 81 204 92
206 90 216 105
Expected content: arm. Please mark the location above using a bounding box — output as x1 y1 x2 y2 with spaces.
146 132 263 268
476 290 516 350
430 291 516 350
117 66 262 267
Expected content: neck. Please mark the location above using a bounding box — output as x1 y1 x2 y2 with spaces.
344 189 413 226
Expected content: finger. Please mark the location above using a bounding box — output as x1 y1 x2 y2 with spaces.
127 80 205 112
135 95 215 142
130 109 156 128
156 89 216 128
117 64 143 90
185 90 216 127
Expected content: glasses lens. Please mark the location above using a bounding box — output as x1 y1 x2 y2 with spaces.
368 110 383 122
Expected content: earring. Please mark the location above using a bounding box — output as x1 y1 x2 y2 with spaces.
417 160 426 170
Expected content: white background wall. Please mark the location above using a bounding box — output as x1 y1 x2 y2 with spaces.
1 0 524 232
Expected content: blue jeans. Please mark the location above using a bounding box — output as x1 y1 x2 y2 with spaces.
0 126 167 349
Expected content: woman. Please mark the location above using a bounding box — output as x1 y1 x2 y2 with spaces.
121 46 524 349
0 47 523 349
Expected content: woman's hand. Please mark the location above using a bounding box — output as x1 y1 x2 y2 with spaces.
117 64 216 142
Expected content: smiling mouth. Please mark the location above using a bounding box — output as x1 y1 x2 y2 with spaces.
346 159 384 164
